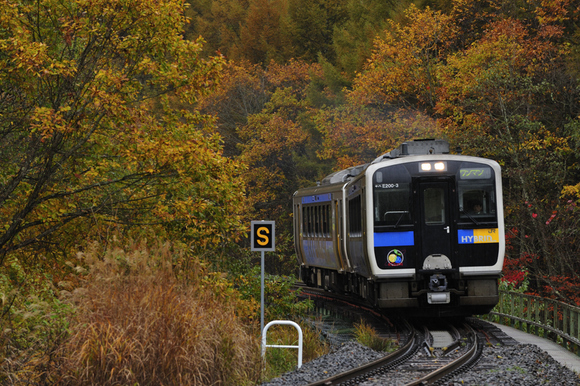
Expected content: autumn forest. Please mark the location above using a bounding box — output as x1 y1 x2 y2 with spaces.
2 0 580 383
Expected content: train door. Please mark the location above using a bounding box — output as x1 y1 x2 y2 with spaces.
334 198 349 271
418 181 454 263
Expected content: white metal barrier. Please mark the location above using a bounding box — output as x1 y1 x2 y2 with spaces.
262 320 303 368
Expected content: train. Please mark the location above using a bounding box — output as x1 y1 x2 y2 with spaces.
293 139 505 316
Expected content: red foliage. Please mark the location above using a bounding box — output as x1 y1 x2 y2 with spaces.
502 227 580 306
501 251 534 287
540 275 580 306
502 270 527 286
504 227 518 252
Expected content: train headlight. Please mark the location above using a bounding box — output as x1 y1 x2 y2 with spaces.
420 162 447 172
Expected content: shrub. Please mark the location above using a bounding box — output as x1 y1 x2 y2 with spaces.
52 239 262 386
0 255 75 385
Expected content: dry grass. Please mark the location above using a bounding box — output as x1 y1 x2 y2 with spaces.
354 320 396 352
1 238 332 385
52 239 262 385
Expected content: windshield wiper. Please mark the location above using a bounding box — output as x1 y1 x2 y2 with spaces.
460 209 480 225
384 211 409 228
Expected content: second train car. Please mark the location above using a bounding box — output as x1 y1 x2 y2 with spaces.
293 139 505 316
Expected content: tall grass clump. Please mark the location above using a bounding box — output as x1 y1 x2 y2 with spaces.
354 320 396 352
0 254 75 385
54 239 262 385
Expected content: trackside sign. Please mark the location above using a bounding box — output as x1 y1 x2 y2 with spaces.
251 221 275 251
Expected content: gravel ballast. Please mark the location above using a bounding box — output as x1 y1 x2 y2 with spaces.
262 341 580 385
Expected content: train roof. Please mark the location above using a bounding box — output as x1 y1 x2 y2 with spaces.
319 164 370 185
319 139 450 185
372 139 450 162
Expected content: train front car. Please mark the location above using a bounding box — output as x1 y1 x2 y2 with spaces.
366 140 505 316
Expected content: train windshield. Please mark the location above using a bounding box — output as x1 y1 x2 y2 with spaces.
423 187 446 224
373 165 412 227
457 163 497 223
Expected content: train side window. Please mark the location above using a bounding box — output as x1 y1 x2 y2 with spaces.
318 205 322 237
304 206 312 236
305 207 308 236
319 205 325 237
348 195 362 236
319 206 323 236
323 204 330 236
373 165 412 228
308 206 312 236
315 206 320 236
424 187 445 225
303 204 332 238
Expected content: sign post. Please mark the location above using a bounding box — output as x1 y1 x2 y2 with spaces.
251 221 275 336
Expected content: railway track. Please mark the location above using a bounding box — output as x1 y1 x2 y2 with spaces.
263 288 579 385
397 322 481 385
306 326 417 386
297 287 484 385
305 322 480 385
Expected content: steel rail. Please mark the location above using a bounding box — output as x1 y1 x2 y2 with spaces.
306 321 419 386
404 323 480 386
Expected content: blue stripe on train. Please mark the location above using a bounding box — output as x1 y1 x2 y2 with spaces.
302 193 332 204
374 231 415 247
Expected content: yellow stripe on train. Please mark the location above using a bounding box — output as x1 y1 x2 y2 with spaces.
458 228 500 244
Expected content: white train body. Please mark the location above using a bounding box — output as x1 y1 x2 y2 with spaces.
293 140 505 316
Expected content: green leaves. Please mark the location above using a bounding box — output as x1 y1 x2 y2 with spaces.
0 0 244 263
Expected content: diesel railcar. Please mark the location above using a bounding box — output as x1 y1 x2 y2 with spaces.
293 139 505 316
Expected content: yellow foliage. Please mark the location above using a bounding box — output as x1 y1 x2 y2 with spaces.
561 183 580 200
0 0 247 258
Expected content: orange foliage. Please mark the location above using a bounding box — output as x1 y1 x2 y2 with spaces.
266 59 323 97
315 106 440 169
350 5 457 109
